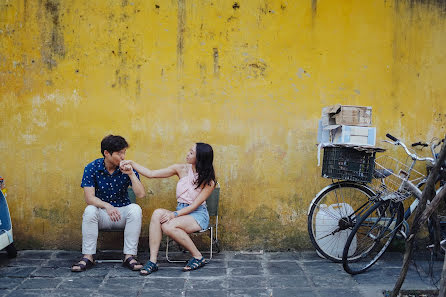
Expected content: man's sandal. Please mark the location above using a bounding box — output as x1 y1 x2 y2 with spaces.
122 256 142 271
140 260 158 276
71 257 95 272
183 257 206 272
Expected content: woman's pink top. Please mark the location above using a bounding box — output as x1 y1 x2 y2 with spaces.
176 165 205 205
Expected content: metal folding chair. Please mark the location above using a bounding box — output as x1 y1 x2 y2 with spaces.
166 183 221 262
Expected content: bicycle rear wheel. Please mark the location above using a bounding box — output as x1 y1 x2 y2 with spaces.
308 181 376 262
342 199 404 274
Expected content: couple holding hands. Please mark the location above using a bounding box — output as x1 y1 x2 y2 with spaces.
71 135 216 275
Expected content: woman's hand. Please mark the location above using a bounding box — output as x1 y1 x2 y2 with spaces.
159 211 175 224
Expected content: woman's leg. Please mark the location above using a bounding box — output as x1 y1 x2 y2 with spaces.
148 208 170 263
161 215 202 259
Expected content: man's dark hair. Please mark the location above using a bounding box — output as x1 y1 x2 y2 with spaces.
101 135 128 157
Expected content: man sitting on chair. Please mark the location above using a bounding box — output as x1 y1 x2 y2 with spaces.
71 135 146 272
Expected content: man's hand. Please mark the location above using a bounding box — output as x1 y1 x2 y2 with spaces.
105 204 121 222
119 160 134 175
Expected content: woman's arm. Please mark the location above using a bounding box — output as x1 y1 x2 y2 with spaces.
121 160 180 179
174 181 216 217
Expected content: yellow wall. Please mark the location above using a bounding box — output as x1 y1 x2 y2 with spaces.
1 0 446 250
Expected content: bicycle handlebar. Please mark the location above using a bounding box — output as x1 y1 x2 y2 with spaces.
412 142 428 148
386 133 434 162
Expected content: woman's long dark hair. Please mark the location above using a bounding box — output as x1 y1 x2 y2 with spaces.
195 143 216 189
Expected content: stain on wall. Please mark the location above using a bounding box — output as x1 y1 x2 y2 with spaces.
0 0 446 250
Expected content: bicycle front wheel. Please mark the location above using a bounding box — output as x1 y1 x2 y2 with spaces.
342 199 404 275
308 181 376 262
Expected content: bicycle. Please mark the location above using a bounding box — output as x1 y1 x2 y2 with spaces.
341 134 446 275
307 136 444 263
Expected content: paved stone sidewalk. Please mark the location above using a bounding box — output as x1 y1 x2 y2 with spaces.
0 250 442 297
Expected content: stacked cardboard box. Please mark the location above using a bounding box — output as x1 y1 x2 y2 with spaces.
317 104 376 146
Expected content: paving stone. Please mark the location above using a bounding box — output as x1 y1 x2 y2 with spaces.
227 261 262 269
0 267 37 278
0 277 24 289
185 278 227 290
94 289 140 297
268 275 312 288
266 252 301 261
53 251 80 260
77 268 111 277
142 278 186 290
227 276 268 289
101 277 145 290
6 259 46 267
0 290 10 297
17 278 62 289
318 288 363 296
300 261 345 275
188 267 227 278
273 288 317 297
18 251 55 259
231 254 263 261
265 261 304 275
6 290 55 297
58 276 105 289
50 289 96 297
298 251 326 262
228 267 263 276
204 259 226 268
146 267 188 278
140 290 184 297
228 289 271 297
309 274 357 288
31 267 72 278
107 268 143 277
185 289 227 297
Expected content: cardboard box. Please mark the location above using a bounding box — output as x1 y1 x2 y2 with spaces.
321 105 372 127
332 125 376 146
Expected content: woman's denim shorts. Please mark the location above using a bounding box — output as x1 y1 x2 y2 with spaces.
177 202 209 231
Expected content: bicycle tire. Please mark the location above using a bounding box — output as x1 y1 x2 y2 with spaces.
342 199 404 275
308 181 376 262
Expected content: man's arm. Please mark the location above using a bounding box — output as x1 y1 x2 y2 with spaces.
84 187 121 221
120 164 146 198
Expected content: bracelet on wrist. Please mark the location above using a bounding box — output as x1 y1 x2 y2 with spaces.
173 211 179 218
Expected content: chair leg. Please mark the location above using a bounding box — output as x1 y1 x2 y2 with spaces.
166 236 187 263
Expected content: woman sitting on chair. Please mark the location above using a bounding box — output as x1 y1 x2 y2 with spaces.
120 142 216 275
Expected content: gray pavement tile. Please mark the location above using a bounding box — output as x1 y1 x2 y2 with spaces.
299 251 327 262
53 251 80 260
272 288 317 297
50 289 96 297
0 267 37 278
300 261 344 275
142 278 186 290
6 259 46 267
228 289 272 297
94 289 140 297
227 276 268 289
58 276 105 289
186 289 227 297
0 290 10 297
318 288 363 296
231 254 263 261
18 251 55 259
0 277 24 289
204 259 226 268
76 267 111 277
147 267 188 278
227 261 262 269
309 274 357 288
101 277 145 290
17 278 62 289
266 252 301 261
141 290 184 297
107 268 143 277
185 278 227 290
188 267 227 278
228 267 263 276
265 261 304 275
352 267 401 285
268 275 312 288
31 267 72 278
6 290 54 297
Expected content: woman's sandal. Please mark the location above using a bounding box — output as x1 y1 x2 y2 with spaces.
71 257 95 272
122 256 142 271
140 260 158 276
183 257 206 272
